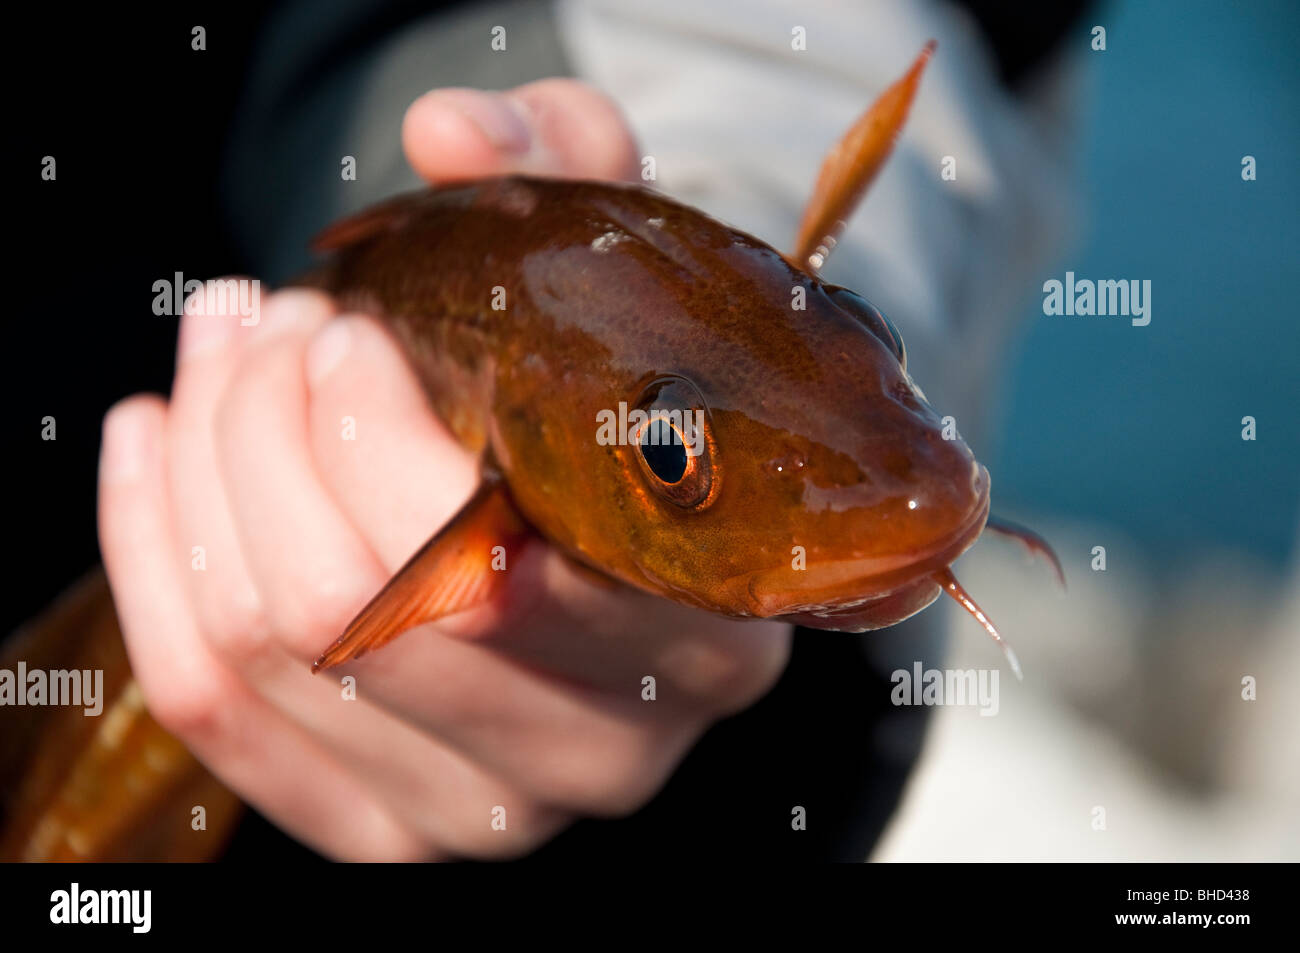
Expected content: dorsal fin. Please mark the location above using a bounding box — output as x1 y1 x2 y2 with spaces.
789 40 935 274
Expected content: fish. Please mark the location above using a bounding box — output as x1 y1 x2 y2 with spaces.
1 42 1060 861
303 41 1060 679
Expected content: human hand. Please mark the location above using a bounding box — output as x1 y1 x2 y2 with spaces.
98 80 793 860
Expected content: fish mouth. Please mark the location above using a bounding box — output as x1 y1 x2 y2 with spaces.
739 469 991 623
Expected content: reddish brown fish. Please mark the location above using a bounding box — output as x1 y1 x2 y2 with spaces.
2 43 1058 861
304 42 1056 679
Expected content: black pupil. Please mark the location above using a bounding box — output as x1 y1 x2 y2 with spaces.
640 419 688 483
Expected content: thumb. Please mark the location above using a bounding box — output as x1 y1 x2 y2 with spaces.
402 78 641 184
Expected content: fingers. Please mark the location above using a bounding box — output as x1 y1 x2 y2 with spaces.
248 659 571 858
108 326 564 858
98 396 425 861
162 293 571 857
402 79 640 184
168 283 273 665
210 291 385 662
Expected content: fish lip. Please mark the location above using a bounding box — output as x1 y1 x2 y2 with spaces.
740 472 991 618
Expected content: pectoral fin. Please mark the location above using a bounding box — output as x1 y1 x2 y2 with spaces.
312 479 530 672
790 40 935 273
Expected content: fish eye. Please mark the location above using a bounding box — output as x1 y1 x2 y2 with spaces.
828 287 907 368
631 376 717 509
640 419 688 483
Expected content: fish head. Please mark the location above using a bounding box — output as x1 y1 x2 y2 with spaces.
484 186 991 634
606 270 989 631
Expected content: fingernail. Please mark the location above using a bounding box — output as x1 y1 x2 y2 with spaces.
100 403 150 485
306 319 352 387
451 90 532 154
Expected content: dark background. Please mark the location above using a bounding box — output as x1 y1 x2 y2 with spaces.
9 5 264 632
